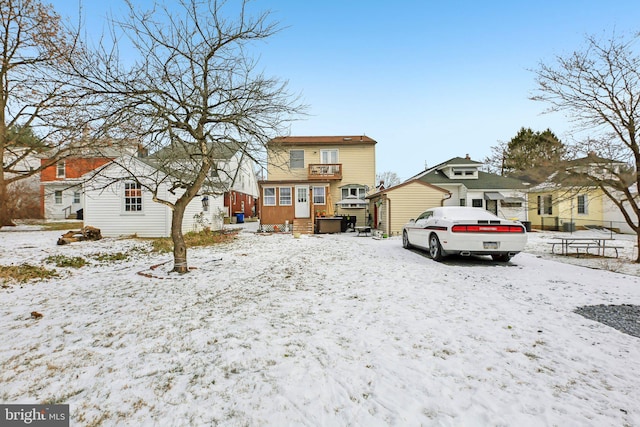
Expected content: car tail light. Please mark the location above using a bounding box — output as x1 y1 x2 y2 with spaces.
451 224 525 233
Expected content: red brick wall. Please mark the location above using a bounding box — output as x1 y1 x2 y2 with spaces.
224 191 256 218
41 157 113 181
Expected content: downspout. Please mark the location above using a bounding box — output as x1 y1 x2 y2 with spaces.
441 191 452 206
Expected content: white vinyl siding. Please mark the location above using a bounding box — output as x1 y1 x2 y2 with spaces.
83 158 224 237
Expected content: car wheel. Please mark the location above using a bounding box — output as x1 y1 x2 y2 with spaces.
429 234 444 261
402 230 412 249
491 254 511 262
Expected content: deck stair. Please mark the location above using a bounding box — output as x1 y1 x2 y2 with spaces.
293 218 314 235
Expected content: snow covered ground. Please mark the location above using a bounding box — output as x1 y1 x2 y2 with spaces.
1 224 639 426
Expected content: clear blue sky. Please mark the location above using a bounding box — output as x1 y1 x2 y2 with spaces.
51 0 640 180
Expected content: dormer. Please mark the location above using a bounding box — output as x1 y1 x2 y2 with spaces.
436 155 483 180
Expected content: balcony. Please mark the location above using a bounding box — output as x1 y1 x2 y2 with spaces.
308 163 342 180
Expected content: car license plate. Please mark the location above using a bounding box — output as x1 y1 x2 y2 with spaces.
483 242 499 249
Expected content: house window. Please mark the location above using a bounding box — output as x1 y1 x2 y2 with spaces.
54 190 62 204
290 150 304 169
341 186 366 200
56 161 65 178
472 199 483 208
537 195 553 215
73 192 80 204
279 187 292 205
124 182 143 212
263 187 276 206
313 186 326 204
202 196 209 212
320 149 338 164
544 195 553 215
459 199 466 206
454 171 462 176
577 194 588 214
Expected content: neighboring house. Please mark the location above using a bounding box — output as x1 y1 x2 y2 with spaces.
412 155 530 220
527 153 632 232
367 179 450 236
151 143 259 222
40 150 123 219
258 135 377 234
82 155 225 237
221 153 259 221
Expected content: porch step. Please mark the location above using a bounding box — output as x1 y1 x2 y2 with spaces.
293 218 314 235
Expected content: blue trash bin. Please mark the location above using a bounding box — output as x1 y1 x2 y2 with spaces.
235 212 244 223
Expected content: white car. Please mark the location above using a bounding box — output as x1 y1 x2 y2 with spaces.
402 206 527 262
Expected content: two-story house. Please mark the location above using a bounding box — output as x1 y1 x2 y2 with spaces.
258 135 377 234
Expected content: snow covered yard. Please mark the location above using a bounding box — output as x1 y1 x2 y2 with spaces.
1 225 640 426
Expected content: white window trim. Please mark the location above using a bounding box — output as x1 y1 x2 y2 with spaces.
263 187 276 206
320 149 338 164
341 186 366 200
122 181 144 214
279 186 292 206
54 190 63 205
313 186 326 205
56 161 65 178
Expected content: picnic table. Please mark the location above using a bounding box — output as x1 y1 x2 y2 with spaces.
548 236 623 258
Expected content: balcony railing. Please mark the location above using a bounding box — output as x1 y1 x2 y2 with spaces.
308 163 342 180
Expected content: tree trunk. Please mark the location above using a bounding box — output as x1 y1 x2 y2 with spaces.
171 202 189 273
0 180 16 227
636 232 640 263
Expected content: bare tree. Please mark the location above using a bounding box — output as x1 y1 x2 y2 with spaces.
483 140 508 175
532 32 640 260
81 0 304 272
376 171 401 188
0 0 106 226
